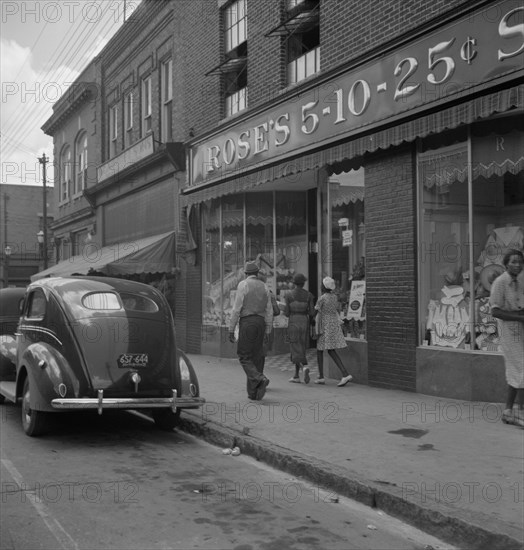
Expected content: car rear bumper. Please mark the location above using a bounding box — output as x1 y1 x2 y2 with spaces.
51 389 205 414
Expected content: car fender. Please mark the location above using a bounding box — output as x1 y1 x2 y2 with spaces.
177 349 200 402
18 343 81 412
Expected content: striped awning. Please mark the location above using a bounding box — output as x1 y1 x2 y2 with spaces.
183 85 523 206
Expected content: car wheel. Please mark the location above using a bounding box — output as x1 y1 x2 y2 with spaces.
22 378 49 437
152 408 180 431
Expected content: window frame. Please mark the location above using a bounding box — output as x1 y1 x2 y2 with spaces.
109 104 119 158
142 76 152 137
223 0 248 117
124 91 134 147
74 133 88 196
161 59 173 143
60 146 71 204
224 0 247 53
285 0 320 85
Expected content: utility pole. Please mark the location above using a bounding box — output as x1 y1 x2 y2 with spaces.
38 153 48 270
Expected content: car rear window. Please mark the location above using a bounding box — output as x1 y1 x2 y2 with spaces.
119 292 159 313
82 292 121 310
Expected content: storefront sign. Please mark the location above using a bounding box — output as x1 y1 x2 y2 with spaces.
342 230 353 247
189 0 523 189
98 135 154 183
345 281 366 320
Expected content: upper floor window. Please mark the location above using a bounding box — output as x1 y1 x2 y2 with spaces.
109 104 118 157
142 76 152 136
75 133 88 195
223 0 247 117
60 146 71 203
286 0 320 85
124 91 133 148
225 0 246 52
161 59 173 143
265 0 320 86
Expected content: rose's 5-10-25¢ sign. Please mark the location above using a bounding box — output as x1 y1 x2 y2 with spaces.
189 0 523 189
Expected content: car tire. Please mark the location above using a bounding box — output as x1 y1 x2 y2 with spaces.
152 408 180 431
22 378 49 437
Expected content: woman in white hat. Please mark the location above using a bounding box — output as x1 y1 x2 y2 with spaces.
313 277 353 386
489 249 524 427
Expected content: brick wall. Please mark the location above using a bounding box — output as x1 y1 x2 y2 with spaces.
101 0 176 161
365 146 418 391
321 0 472 72
182 0 222 137
181 0 475 134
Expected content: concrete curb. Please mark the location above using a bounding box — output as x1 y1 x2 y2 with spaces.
179 412 523 550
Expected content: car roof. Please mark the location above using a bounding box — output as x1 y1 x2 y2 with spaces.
29 276 162 302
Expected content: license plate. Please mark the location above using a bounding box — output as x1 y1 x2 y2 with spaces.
117 353 149 368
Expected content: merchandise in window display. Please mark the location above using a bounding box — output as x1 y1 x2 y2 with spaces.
341 257 366 340
424 226 524 350
203 267 244 326
426 270 470 349
477 226 524 267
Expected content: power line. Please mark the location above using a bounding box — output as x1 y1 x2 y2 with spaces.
2 2 121 160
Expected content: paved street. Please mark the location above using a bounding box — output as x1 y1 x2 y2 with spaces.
178 352 524 550
0 405 453 550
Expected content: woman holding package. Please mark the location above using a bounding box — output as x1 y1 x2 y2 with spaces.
284 273 315 383
314 277 353 386
489 249 524 427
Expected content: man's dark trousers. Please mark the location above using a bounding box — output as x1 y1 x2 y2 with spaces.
237 314 266 399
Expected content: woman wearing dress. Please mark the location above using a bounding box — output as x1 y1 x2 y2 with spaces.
284 273 315 383
314 276 353 386
489 249 524 427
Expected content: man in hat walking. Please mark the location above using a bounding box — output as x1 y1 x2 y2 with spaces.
229 262 273 400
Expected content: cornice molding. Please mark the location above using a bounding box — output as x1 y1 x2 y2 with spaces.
41 83 95 135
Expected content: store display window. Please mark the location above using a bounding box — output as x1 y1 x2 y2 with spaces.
201 191 308 329
320 169 366 340
418 116 524 351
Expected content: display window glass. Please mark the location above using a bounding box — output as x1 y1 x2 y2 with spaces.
203 199 223 326
320 169 366 340
275 191 308 298
418 116 524 351
201 191 308 328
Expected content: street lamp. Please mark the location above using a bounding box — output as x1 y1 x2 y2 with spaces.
36 231 46 268
4 245 12 287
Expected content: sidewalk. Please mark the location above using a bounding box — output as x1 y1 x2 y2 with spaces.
180 351 524 550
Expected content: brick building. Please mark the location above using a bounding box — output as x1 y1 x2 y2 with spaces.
176 0 524 401
38 0 523 401
38 0 181 309
41 59 101 262
1 183 54 287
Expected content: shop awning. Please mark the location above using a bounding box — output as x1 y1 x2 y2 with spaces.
31 231 176 281
183 85 523 206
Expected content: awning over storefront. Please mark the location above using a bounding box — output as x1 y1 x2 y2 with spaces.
31 231 176 282
183 85 523 206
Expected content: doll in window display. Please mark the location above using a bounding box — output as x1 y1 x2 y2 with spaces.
426 269 470 348
468 264 505 351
